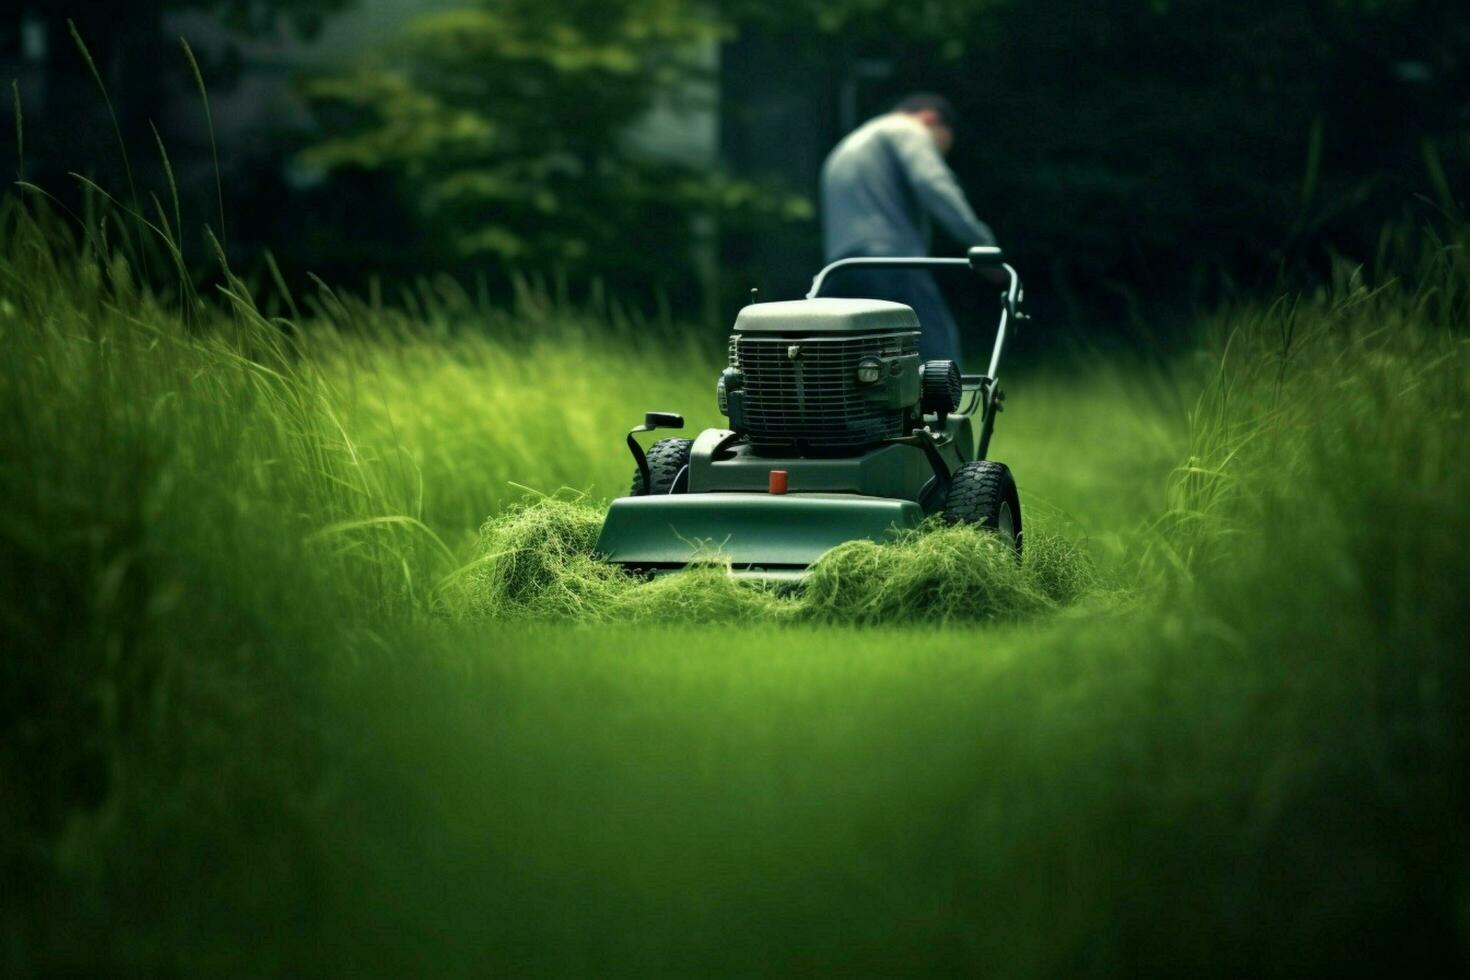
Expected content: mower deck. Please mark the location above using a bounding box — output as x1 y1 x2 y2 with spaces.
595 492 925 574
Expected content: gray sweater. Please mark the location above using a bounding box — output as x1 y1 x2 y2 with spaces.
820 113 997 261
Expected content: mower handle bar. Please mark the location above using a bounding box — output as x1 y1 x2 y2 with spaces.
804 246 1022 384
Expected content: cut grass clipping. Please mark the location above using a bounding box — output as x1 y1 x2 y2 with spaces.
468 494 1100 624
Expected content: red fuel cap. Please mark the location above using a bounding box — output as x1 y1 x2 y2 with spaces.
769 470 789 494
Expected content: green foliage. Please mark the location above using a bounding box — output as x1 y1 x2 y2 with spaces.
1 192 1467 973
302 0 809 302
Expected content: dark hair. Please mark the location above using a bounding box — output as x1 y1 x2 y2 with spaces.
892 92 958 128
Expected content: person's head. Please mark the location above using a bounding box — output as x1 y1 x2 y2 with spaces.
892 92 958 155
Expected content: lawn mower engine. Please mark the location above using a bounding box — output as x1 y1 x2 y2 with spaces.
720 300 962 452
597 246 1024 580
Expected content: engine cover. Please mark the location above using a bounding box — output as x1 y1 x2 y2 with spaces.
723 299 921 450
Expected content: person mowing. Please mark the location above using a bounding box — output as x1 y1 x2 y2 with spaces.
819 92 999 364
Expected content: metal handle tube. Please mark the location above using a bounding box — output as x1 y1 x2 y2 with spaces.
805 256 973 300
987 263 1020 384
806 254 1021 397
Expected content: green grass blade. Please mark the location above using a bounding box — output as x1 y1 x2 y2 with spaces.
149 121 184 258
179 37 226 254
67 20 136 207
11 79 21 181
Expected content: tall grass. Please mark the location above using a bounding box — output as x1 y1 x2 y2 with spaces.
2 190 1466 974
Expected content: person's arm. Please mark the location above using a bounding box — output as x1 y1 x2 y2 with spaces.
887 119 998 248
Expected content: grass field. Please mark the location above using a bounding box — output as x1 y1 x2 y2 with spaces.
2 200 1467 975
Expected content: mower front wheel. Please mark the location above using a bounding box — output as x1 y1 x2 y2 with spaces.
630 438 693 495
943 461 1022 556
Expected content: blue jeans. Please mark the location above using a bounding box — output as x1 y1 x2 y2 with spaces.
817 265 962 365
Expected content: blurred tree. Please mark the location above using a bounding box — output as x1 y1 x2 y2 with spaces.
301 0 809 307
18 0 1458 326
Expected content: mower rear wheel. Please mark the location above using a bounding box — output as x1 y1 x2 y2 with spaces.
943 460 1022 556
630 438 693 496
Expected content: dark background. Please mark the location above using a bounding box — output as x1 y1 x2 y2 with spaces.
2 0 1466 349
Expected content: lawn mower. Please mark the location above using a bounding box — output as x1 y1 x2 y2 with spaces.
596 246 1026 581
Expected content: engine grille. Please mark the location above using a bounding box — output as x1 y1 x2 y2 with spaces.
732 331 919 447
